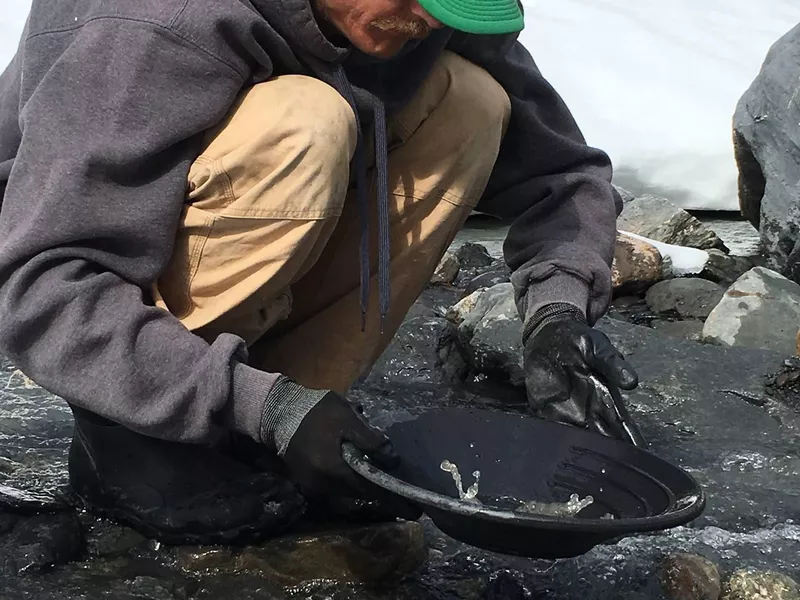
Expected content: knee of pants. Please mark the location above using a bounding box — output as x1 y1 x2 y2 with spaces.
435 52 512 144
193 76 359 218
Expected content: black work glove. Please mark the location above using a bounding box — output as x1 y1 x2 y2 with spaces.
523 303 647 447
282 391 421 520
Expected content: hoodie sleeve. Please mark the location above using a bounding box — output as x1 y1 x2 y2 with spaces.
0 19 281 443
447 34 622 328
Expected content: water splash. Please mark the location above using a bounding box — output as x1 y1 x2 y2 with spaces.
516 493 595 517
440 459 596 517
440 459 481 501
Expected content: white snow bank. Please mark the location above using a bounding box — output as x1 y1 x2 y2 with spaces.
519 0 800 210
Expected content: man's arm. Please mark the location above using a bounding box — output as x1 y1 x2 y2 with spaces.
0 20 279 444
447 34 622 330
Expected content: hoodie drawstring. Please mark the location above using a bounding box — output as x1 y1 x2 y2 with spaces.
331 65 391 334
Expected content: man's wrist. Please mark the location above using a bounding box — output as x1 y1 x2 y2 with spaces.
523 302 587 344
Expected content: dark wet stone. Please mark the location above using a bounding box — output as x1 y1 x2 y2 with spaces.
463 262 511 296
84 519 148 558
651 319 705 342
766 358 800 413
455 243 493 270
723 569 799 600
660 553 721 600
701 250 756 286
127 575 188 600
179 521 427 587
0 510 84 576
0 483 67 512
447 283 525 386
480 570 535 600
645 278 725 319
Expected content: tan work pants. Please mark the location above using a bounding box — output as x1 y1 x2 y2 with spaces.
154 51 511 394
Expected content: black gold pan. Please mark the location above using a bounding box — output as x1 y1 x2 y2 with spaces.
342 406 705 559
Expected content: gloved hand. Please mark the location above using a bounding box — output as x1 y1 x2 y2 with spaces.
523 303 647 447
282 391 398 496
281 391 421 520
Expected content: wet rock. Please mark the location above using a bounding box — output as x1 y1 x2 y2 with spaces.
127 576 187 600
463 262 511 296
455 243 494 270
703 267 800 355
481 569 534 600
431 251 460 285
0 510 84 576
651 319 705 343
733 23 800 284
617 195 728 251
722 569 799 600
645 279 725 319
176 546 234 572
448 283 525 386
701 250 756 285
659 553 722 600
612 233 664 294
178 521 426 587
0 483 66 512
0 456 21 476
84 520 147 558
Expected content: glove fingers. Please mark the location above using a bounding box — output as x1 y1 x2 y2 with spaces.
585 331 639 390
342 415 401 471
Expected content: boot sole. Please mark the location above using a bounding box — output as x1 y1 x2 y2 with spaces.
71 485 305 547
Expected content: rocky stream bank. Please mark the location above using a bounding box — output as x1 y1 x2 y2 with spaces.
1 188 800 598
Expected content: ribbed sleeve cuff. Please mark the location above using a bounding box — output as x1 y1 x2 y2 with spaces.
521 272 590 341
523 272 590 321
259 377 329 456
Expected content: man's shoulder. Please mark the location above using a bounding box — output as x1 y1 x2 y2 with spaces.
25 0 191 38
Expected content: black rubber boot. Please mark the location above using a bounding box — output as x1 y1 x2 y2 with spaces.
67 406 305 546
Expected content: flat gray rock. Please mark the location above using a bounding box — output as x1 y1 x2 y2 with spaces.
645 278 725 319
703 267 800 355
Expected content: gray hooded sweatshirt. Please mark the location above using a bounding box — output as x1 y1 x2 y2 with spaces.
0 0 621 447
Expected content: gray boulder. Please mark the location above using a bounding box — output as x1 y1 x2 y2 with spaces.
703 267 800 355
733 23 800 284
645 279 725 319
447 283 525 386
617 195 728 251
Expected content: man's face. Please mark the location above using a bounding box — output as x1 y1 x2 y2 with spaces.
316 0 444 58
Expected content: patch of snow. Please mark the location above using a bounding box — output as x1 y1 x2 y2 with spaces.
519 0 800 210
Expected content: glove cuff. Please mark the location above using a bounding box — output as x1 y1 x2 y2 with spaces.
259 377 330 456
522 302 587 344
